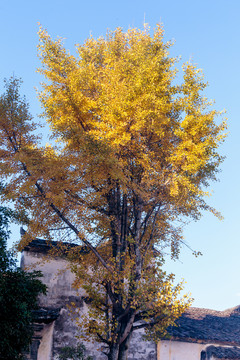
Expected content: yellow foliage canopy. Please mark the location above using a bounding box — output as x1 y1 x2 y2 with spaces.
0 25 226 358
37 25 226 225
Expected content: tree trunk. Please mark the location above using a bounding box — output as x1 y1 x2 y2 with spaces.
118 332 132 360
108 343 120 360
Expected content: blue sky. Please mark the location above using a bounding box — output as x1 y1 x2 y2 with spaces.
0 0 239 311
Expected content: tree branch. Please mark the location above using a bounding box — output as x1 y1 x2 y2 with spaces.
132 320 157 331
15 157 113 273
119 310 136 345
96 332 110 345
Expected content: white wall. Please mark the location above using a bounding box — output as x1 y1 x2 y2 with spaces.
37 323 54 360
157 340 206 360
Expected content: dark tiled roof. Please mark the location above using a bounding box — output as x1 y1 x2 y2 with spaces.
201 345 240 359
22 239 87 255
32 307 61 323
168 306 240 345
23 239 77 253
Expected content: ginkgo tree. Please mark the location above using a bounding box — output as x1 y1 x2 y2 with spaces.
0 24 226 360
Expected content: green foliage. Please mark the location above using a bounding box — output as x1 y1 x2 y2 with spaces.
59 343 93 360
0 204 46 360
0 203 28 271
0 206 14 270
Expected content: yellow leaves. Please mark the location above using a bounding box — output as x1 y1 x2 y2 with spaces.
69 246 191 345
143 275 192 341
0 25 227 350
37 25 177 155
36 24 227 219
170 180 179 197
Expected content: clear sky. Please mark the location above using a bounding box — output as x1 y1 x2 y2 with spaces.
0 0 239 311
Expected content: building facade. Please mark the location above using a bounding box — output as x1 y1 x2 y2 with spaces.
21 240 240 360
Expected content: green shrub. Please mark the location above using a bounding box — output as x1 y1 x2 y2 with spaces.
59 343 93 360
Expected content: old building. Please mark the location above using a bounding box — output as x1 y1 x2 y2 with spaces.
21 240 240 360
21 239 156 360
158 306 240 359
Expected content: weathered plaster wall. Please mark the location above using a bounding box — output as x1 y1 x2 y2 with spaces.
22 250 105 359
23 248 240 360
157 341 240 360
157 340 206 360
128 329 157 360
21 250 83 307
22 249 157 360
37 323 54 360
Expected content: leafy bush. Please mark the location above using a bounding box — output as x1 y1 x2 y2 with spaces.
59 343 93 360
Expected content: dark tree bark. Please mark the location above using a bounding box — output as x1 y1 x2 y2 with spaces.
118 332 132 360
107 343 119 360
